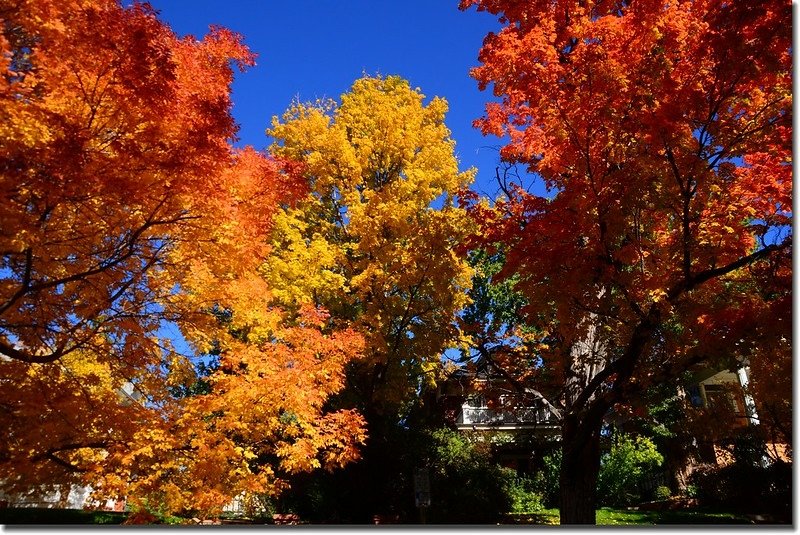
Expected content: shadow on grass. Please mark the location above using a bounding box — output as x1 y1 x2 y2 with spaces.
1 506 786 526
503 507 776 525
0 507 126 525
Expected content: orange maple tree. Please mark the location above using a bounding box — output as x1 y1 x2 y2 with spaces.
0 0 258 365
461 0 791 524
0 0 365 517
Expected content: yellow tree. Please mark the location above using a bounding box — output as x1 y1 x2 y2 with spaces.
265 76 475 421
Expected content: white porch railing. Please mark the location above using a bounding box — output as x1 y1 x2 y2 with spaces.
458 405 556 426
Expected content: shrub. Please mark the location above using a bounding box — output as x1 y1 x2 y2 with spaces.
504 475 544 513
122 510 159 525
0 508 126 525
596 434 664 507
690 460 791 518
124 498 186 525
654 485 672 501
689 427 791 519
279 426 543 523
421 429 520 523
530 449 561 508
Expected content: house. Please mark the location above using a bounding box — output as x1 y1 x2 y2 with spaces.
0 485 125 511
681 365 790 467
438 359 787 482
437 366 560 474
0 380 141 513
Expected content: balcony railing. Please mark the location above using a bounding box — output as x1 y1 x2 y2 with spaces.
458 406 556 426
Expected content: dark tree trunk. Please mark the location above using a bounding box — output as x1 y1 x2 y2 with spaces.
559 416 602 525
557 310 607 525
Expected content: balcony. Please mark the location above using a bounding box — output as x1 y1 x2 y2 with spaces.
457 405 557 428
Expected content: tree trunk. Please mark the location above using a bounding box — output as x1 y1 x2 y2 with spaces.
559 416 602 525
558 307 606 525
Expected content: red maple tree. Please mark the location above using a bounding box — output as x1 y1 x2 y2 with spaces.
461 0 791 524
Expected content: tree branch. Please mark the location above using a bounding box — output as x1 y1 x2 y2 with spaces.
668 238 791 301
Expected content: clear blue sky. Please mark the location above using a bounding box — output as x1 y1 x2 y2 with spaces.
150 0 507 197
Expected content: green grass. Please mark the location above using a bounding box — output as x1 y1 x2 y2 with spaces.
504 507 755 525
0 507 127 525
0 506 774 525
596 507 751 525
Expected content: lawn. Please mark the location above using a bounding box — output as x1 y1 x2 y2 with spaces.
503 507 759 525
596 507 752 525
0 507 127 524
0 507 776 525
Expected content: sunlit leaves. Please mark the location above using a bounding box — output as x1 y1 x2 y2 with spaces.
0 0 365 517
460 4 791 520
461 0 792 397
267 75 475 416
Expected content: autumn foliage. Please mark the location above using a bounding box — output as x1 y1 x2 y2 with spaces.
1 0 256 365
266 76 474 417
461 0 791 524
0 0 365 516
0 0 791 524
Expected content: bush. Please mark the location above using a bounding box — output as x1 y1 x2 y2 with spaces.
690 460 791 518
504 475 544 513
122 510 160 525
689 428 791 520
124 498 186 525
654 485 672 501
0 508 126 525
530 449 561 508
277 426 543 523
420 428 529 523
597 434 664 507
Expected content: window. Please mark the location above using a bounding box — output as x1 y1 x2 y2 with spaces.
687 384 703 407
703 384 740 414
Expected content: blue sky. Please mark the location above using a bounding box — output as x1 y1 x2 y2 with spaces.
150 0 508 197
